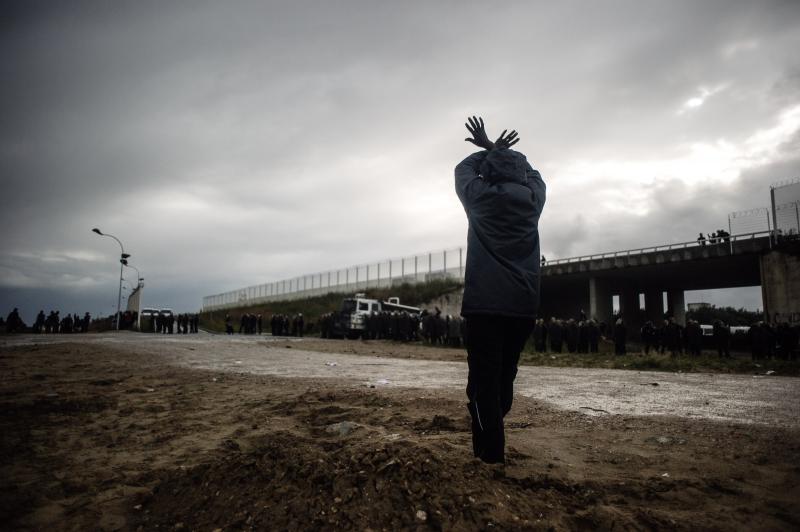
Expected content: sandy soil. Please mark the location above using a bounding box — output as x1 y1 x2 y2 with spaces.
1 338 799 531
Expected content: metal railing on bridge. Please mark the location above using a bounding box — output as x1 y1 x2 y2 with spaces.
543 230 772 266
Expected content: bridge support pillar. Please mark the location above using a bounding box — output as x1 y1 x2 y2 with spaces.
667 289 686 326
619 288 642 339
644 289 664 324
589 277 612 325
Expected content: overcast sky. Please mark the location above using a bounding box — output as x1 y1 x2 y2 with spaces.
2 0 799 322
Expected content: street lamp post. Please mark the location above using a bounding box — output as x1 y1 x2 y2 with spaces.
92 228 129 331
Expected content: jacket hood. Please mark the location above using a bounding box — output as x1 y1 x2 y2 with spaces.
480 148 528 184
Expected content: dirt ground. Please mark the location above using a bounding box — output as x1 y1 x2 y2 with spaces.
275 337 470 362
1 339 799 531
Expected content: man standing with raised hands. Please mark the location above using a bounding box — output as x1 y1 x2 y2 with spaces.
456 116 546 464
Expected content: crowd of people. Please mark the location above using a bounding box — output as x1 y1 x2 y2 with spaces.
532 317 604 353
697 229 731 245
3 308 93 334
271 313 303 336
143 313 199 334
526 314 799 360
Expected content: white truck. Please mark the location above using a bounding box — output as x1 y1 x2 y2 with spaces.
331 293 420 339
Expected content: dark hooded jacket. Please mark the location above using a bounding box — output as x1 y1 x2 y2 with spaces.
455 148 546 318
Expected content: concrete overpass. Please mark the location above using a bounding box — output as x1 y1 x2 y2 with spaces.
540 231 799 335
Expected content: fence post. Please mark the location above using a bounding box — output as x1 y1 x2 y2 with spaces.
414 256 418 280
795 202 800 234
459 247 463 278
389 260 392 287
766 208 773 249
428 252 432 274
728 215 733 254
443 249 447 273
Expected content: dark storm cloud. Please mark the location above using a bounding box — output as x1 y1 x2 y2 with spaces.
1 0 799 321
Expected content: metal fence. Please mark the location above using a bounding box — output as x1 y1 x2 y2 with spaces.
775 201 800 235
545 230 771 265
771 179 800 235
728 207 772 235
202 247 466 311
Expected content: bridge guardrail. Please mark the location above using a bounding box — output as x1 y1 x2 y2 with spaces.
544 231 773 266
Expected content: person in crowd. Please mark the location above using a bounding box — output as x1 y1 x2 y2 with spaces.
613 318 627 355
640 320 656 355
685 320 703 357
587 319 600 353
549 318 563 353
713 319 731 358
532 319 547 352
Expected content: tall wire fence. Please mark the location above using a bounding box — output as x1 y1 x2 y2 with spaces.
775 201 800 235
203 247 466 311
771 179 800 236
728 207 772 235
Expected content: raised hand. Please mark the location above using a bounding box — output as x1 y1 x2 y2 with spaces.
464 116 494 150
495 129 519 149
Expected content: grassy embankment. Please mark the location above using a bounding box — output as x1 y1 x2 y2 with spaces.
199 279 463 333
519 343 800 376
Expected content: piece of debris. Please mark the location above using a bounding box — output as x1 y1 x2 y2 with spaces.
765 370 776 375
416 510 428 522
639 382 659 386
325 421 360 437
579 406 610 415
325 362 338 367
661 472 670 478
221 439 240 451
376 378 390 385
235 361 242 364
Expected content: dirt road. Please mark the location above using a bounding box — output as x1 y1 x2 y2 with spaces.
1 333 799 530
7 333 799 428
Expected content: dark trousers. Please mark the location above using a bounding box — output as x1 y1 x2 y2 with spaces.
465 315 534 464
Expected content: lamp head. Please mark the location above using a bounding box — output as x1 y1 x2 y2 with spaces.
92 228 103 235
121 253 131 259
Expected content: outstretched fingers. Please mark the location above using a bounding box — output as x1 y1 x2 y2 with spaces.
496 128 520 147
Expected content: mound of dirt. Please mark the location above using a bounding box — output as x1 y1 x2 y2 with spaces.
133 429 635 531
